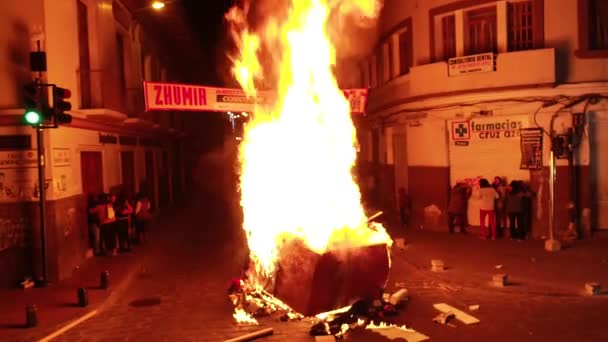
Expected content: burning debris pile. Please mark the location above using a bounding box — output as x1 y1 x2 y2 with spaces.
227 275 412 338
224 0 398 338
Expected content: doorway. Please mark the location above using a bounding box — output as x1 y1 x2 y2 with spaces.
81 151 104 196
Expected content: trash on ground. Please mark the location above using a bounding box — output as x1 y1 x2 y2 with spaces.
433 311 455 325
389 288 409 305
433 303 480 325
492 273 508 287
366 321 430 341
431 259 445 272
585 282 602 296
468 304 480 311
494 264 503 270
224 327 274 342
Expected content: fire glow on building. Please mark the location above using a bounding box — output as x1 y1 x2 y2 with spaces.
226 0 393 325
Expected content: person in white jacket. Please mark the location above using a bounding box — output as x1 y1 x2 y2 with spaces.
476 178 499 239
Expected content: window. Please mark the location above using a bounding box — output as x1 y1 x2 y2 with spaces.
466 7 497 55
442 15 456 60
77 0 91 108
578 0 608 57
376 50 384 85
508 1 533 51
398 28 412 75
589 0 608 50
387 40 394 79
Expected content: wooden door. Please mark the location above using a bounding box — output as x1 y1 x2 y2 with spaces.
81 151 103 196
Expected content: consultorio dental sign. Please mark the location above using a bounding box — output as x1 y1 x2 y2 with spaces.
448 52 495 77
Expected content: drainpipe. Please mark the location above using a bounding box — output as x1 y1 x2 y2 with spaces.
567 127 579 237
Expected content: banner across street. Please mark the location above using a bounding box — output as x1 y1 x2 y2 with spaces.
143 81 368 114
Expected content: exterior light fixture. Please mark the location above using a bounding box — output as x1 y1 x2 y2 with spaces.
151 1 165 10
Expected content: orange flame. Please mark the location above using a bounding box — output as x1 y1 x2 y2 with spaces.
233 308 259 325
227 0 390 284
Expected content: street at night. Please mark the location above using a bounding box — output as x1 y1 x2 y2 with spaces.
2 0 608 341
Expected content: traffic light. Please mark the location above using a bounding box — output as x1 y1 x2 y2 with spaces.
52 86 72 124
23 82 42 125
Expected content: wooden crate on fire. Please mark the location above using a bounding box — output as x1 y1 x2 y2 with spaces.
273 239 390 316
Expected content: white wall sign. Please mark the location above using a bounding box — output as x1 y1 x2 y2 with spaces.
448 115 531 186
448 53 495 77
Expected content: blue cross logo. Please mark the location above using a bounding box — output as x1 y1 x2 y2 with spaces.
455 124 468 138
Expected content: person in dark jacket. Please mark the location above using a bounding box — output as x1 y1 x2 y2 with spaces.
506 181 524 239
448 182 470 234
114 193 133 252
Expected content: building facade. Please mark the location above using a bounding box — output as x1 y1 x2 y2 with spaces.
0 0 193 287
339 0 608 238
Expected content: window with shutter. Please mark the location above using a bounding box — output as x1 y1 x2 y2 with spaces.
466 7 497 55
442 15 456 60
508 1 534 51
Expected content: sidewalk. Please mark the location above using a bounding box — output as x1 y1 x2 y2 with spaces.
391 227 608 297
0 206 176 342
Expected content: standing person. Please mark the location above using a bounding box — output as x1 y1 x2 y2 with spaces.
87 194 101 255
115 193 133 252
477 178 499 239
100 193 117 256
134 191 152 244
397 187 411 229
519 181 535 240
448 182 470 234
493 176 507 238
506 181 524 240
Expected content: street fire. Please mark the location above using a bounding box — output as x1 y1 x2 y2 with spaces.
226 0 391 320
233 308 259 325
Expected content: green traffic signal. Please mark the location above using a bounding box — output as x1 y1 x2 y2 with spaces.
25 110 41 125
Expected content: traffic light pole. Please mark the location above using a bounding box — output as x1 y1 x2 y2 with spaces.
35 126 48 286
34 39 48 285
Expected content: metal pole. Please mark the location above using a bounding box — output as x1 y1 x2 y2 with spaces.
36 127 47 285
549 150 556 241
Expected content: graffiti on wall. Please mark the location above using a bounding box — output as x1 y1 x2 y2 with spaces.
0 217 28 252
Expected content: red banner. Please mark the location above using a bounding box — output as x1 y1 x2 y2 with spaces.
143 81 368 114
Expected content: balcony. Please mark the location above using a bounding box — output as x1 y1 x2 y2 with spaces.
367 48 556 113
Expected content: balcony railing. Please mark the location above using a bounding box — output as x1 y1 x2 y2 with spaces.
367 48 556 113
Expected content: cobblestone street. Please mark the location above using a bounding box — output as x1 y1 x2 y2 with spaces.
7 191 607 342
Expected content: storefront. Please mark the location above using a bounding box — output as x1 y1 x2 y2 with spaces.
446 115 540 225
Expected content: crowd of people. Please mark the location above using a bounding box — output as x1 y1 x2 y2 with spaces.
87 191 152 256
448 176 535 240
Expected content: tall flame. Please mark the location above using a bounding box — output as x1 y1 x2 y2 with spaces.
228 0 390 283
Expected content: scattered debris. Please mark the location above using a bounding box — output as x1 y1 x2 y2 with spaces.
585 282 602 296
433 311 455 325
468 304 480 311
493 273 508 287
433 303 480 325
389 288 409 306
20 277 35 289
431 259 445 272
224 327 274 342
494 264 503 270
366 321 430 341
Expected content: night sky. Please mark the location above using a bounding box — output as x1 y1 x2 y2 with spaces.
181 0 235 84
